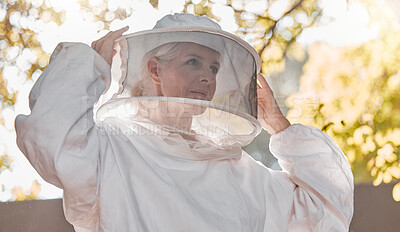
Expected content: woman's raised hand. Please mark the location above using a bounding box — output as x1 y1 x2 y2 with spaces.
91 26 129 66
257 74 290 135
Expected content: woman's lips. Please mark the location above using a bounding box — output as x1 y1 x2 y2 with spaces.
189 90 208 100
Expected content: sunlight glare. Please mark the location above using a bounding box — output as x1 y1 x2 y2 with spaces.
268 0 289 21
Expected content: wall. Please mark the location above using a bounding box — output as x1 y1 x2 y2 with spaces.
350 182 400 232
0 198 74 232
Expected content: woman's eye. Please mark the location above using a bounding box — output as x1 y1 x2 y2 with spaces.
187 59 198 65
211 66 218 74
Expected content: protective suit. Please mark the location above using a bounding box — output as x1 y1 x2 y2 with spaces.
15 14 353 231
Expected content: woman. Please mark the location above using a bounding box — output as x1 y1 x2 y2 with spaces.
15 13 353 231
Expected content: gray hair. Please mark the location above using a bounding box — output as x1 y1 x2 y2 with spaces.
131 42 183 97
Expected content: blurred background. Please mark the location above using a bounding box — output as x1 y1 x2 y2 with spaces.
1 0 400 230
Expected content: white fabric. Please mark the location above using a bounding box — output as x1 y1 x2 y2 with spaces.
15 43 354 232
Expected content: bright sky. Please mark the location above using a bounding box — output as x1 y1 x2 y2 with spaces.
298 0 379 46
0 0 385 201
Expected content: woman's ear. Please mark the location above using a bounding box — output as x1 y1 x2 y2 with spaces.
147 57 161 84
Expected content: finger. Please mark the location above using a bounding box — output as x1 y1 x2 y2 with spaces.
103 30 115 38
93 41 101 51
257 74 274 92
97 26 129 47
91 41 96 48
94 40 103 51
105 26 128 39
108 26 129 39
257 74 268 87
115 25 129 34
98 25 128 42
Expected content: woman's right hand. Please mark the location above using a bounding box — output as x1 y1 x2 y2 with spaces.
257 74 291 135
91 26 129 66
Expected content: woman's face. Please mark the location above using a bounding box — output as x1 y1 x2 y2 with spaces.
148 42 220 101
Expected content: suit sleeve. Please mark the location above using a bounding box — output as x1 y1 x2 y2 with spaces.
15 42 111 230
269 124 354 231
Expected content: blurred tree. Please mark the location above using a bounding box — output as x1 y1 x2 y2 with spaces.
183 0 322 75
1 0 64 110
77 0 132 31
286 0 400 200
0 0 57 200
0 0 65 200
0 0 132 200
11 180 41 201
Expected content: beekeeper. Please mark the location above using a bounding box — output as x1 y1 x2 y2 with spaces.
15 13 354 231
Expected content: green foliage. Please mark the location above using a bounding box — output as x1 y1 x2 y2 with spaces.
286 0 400 199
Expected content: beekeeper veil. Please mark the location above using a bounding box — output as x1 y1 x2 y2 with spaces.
96 13 262 160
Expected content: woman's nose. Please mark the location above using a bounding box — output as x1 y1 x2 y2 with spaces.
199 68 215 83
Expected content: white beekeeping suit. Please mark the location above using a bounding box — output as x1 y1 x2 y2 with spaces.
15 13 353 231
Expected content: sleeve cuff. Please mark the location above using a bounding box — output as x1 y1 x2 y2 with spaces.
269 124 333 159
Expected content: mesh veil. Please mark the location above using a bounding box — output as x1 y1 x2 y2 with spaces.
96 14 262 159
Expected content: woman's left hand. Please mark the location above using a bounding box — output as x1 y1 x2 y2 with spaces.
91 26 129 66
257 74 290 135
